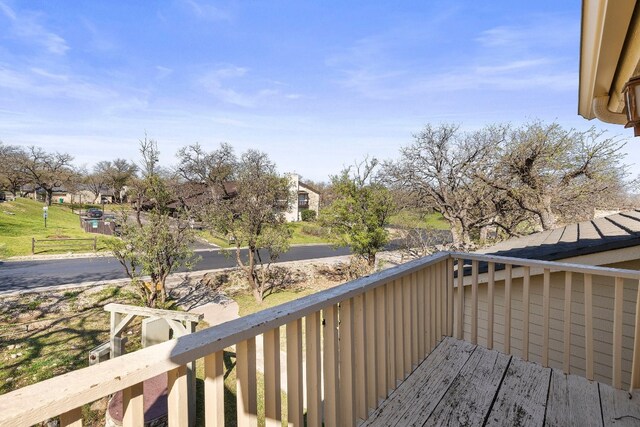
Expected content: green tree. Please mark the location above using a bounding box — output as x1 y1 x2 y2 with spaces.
205 148 293 303
109 137 197 307
321 158 394 268
110 212 197 307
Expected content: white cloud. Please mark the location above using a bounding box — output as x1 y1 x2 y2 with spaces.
198 65 299 107
0 1 69 55
180 0 231 22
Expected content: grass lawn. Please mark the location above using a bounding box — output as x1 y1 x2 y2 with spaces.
0 198 117 257
197 222 331 249
389 210 450 230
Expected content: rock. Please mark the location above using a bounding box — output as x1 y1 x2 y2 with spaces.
10 354 17 359
5 377 13 383
7 344 15 350
16 352 22 357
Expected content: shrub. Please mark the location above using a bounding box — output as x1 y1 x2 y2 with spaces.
301 224 329 237
300 209 316 222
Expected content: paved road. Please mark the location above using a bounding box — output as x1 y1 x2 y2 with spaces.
0 245 352 293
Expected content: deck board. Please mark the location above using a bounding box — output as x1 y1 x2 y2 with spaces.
544 371 602 427
485 357 551 426
361 338 475 426
600 384 640 426
425 347 511 426
364 337 638 426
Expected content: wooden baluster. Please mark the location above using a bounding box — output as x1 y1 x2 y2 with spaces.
430 265 437 349
542 269 550 367
425 268 432 351
456 259 464 340
354 294 368 421
264 329 281 427
168 365 190 427
59 408 82 427
417 269 426 358
402 276 412 376
204 351 225 427
435 262 441 344
122 382 144 427
613 277 624 389
323 305 340 426
441 261 447 340
630 279 640 391
563 272 572 374
375 284 388 401
411 272 419 367
487 262 495 350
471 260 478 345
522 266 530 361
306 312 322 427
386 281 396 390
584 273 594 380
394 280 404 381
236 339 257 427
504 264 512 354
365 290 378 412
447 257 454 336
339 299 356 427
287 319 304 427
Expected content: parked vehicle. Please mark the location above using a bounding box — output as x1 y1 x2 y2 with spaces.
86 208 103 218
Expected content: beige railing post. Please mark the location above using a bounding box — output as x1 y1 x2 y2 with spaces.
354 294 368 421
365 290 378 412
504 264 512 354
339 299 356 427
286 319 304 427
122 382 144 427
59 408 82 427
487 262 495 350
522 266 530 361
323 305 340 426
236 338 257 427
456 259 464 340
375 285 388 400
204 351 225 427
563 272 572 374
306 312 322 427
168 365 189 427
584 273 594 380
542 268 551 367
630 279 640 391
263 329 281 427
471 260 478 345
613 276 624 389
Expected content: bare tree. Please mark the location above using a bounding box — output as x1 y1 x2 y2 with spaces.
20 146 74 206
94 159 138 203
0 142 29 196
383 124 503 248
481 122 629 230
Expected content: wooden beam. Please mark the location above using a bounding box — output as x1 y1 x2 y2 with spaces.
323 305 339 426
286 320 304 427
204 351 225 427
306 313 322 427
522 266 530 361
168 365 189 427
263 330 281 427
122 382 144 427
236 339 257 427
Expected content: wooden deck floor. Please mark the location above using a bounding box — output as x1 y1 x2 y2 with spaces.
363 337 640 426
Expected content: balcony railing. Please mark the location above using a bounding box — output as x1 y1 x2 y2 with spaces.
1 251 639 426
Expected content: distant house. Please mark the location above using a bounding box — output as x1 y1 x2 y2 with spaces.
20 184 115 204
162 176 320 222
284 173 321 222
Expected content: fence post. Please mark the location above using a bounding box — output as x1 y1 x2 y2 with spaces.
32 237 35 255
94 236 97 251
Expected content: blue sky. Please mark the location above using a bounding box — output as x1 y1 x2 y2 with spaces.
1 0 638 181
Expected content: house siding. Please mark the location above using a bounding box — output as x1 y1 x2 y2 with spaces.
456 263 638 389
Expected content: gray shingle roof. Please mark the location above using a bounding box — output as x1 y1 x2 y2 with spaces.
476 210 640 261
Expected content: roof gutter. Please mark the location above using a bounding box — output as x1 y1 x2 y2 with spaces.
592 96 627 124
